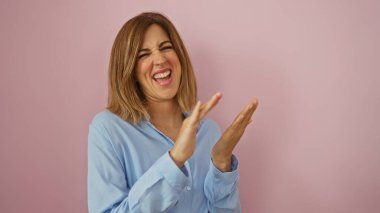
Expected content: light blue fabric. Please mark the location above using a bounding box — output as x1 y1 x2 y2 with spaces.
88 110 241 212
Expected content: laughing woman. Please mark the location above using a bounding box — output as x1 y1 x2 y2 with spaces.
88 12 258 213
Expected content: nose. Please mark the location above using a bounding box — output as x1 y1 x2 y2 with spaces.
152 50 167 66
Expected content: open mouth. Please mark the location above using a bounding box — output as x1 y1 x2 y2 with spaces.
152 70 172 86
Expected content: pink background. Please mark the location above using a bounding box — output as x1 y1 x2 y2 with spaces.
1 0 379 212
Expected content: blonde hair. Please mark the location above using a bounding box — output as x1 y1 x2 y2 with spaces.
107 12 197 124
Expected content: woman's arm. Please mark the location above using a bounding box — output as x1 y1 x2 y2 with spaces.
88 124 189 213
204 99 259 212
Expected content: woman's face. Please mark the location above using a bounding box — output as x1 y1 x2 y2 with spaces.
135 24 181 103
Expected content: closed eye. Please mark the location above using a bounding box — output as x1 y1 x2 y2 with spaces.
138 52 150 59
138 43 173 59
160 46 173 51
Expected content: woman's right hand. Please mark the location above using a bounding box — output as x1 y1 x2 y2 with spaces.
170 93 222 167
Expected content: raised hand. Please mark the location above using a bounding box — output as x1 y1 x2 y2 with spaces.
211 98 259 172
170 93 222 167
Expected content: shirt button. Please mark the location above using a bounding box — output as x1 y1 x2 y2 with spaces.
185 186 191 191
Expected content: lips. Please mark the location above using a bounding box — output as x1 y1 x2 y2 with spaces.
151 68 172 86
153 70 171 79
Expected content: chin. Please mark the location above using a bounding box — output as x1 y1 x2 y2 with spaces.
161 93 178 101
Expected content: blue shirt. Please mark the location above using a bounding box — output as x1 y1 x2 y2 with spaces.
88 110 241 212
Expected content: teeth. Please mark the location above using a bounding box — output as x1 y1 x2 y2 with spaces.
153 70 171 79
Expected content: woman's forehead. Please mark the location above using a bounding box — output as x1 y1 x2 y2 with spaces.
141 24 170 48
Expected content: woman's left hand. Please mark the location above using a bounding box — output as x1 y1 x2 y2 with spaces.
211 98 259 172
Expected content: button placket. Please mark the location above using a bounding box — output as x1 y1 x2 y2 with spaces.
184 160 193 192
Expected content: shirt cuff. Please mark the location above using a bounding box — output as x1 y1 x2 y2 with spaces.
205 155 240 201
154 151 190 191
210 154 239 183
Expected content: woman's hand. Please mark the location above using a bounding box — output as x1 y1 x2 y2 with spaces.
170 93 222 167
211 99 259 172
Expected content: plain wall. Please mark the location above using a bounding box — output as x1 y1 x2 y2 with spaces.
1 0 379 212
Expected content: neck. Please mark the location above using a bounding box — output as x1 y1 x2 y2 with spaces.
146 99 183 128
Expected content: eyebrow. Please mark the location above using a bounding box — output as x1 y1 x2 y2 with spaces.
138 40 172 53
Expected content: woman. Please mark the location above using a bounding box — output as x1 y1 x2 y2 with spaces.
88 12 258 212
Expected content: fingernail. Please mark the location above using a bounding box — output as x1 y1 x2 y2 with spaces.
253 98 259 105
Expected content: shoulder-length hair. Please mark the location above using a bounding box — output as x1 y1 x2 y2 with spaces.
107 12 197 124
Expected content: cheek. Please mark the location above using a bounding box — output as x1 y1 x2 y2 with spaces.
167 53 181 69
136 62 153 83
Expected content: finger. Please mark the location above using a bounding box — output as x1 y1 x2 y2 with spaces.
239 99 259 128
232 98 259 129
189 101 202 124
199 92 222 119
232 101 253 125
243 99 259 124
248 119 253 124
